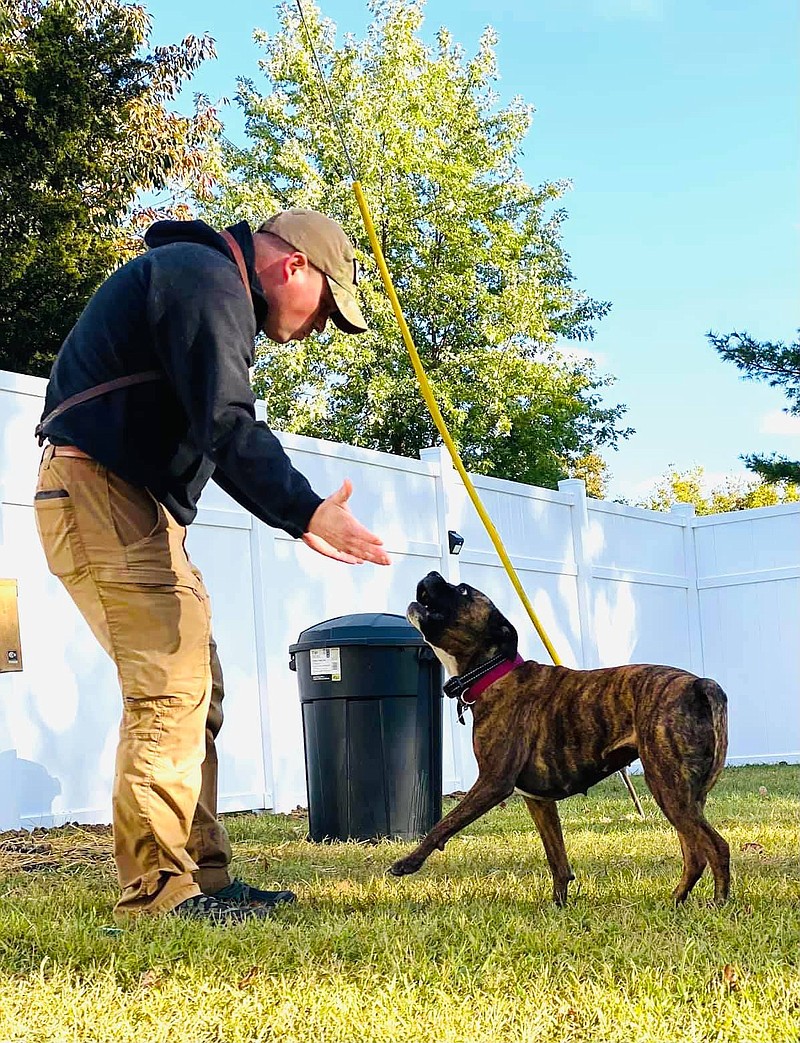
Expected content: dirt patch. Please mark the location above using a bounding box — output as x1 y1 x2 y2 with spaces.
0 824 113 873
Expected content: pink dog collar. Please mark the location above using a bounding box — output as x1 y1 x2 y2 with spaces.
464 653 525 703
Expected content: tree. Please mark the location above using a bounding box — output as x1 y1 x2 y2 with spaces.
638 466 799 515
200 0 632 488
568 452 609 499
708 329 800 484
0 0 219 376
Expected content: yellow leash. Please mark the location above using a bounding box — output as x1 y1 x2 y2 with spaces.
350 181 561 665
293 0 644 816
290 0 560 665
353 185 643 813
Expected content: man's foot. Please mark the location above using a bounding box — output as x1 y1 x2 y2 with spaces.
210 878 297 909
173 894 271 923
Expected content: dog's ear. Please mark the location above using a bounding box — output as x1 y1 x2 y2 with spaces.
489 609 517 658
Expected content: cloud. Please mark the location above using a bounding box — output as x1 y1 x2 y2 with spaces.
560 347 609 367
760 410 800 436
551 339 608 367
694 468 753 495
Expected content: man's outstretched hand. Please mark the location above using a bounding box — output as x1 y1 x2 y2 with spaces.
303 479 391 565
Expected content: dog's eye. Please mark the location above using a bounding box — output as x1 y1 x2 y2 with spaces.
458 585 469 597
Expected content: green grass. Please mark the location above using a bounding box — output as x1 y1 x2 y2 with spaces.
0 764 797 1043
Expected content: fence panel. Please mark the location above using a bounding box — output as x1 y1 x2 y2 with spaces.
0 369 797 827
583 500 696 672
695 508 800 763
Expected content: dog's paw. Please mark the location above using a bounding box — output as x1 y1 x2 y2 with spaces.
388 855 422 877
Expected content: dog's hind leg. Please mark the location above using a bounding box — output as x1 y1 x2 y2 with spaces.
522 798 575 906
697 812 730 903
672 814 729 904
640 678 730 903
672 827 708 903
642 768 729 904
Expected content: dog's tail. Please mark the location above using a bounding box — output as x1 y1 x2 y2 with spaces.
693 677 728 799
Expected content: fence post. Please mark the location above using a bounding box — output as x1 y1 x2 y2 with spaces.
670 502 705 676
419 445 465 793
420 446 462 586
557 478 598 669
248 400 276 811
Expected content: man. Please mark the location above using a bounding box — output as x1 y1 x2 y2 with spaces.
34 210 390 924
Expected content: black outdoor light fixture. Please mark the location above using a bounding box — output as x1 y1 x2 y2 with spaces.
447 530 464 555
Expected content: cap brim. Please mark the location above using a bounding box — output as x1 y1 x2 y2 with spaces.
327 276 368 334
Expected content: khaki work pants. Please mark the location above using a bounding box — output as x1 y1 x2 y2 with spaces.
34 446 233 917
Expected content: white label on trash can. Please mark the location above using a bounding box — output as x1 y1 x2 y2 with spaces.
310 646 341 681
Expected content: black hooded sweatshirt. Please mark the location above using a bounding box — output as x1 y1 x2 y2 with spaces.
39 220 323 537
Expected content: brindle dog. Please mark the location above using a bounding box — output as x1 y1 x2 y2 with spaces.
390 571 730 905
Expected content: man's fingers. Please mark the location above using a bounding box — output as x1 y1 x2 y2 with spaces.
306 480 391 565
346 521 390 564
304 528 390 566
302 532 363 564
332 478 353 507
363 533 391 565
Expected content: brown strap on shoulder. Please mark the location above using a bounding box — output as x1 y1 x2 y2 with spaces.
220 230 253 306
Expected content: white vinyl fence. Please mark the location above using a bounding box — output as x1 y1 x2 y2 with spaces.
1 368 798 829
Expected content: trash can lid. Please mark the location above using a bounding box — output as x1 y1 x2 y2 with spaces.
289 612 425 651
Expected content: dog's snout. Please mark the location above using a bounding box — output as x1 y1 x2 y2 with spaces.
417 571 444 602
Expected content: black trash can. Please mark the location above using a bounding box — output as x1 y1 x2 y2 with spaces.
289 613 443 842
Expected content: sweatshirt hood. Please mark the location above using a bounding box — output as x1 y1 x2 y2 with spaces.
144 219 268 332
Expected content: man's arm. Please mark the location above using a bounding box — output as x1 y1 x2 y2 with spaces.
151 250 389 563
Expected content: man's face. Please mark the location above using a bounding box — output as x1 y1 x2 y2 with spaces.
262 255 338 344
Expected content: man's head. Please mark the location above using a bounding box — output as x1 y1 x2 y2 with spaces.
253 209 368 344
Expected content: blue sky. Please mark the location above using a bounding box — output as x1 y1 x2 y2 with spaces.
145 0 799 501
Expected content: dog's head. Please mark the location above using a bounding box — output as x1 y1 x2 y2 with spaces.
407 572 518 679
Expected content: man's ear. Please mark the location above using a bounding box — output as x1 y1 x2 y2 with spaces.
285 251 309 280
489 609 517 658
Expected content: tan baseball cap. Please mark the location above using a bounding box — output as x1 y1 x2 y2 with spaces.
257 209 368 334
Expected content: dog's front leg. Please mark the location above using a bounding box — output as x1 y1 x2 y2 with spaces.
389 778 513 876
522 797 575 906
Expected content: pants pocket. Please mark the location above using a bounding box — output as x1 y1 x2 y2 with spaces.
93 567 212 697
34 491 86 577
105 472 168 562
